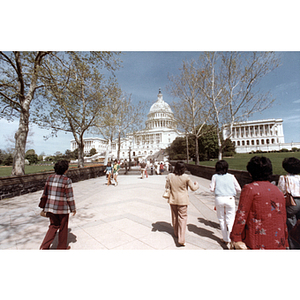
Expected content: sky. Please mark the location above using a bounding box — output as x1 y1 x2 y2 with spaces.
0 51 299 155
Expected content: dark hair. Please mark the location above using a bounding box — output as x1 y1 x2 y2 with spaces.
174 161 186 176
282 157 300 175
246 156 272 181
215 160 228 175
54 160 69 175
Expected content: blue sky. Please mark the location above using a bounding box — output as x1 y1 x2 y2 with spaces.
0 51 299 155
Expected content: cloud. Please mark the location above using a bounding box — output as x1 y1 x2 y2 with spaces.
293 99 300 103
283 115 300 123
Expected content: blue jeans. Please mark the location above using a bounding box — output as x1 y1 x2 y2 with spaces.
286 198 300 249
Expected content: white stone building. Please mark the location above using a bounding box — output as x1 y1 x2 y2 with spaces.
70 89 184 162
223 118 300 153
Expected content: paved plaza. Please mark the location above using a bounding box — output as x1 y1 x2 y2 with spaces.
0 170 231 250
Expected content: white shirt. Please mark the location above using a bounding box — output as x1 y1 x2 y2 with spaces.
278 174 300 197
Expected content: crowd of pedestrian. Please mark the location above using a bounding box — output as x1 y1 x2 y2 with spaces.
38 155 300 250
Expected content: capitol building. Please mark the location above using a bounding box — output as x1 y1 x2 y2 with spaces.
71 90 300 162
70 89 184 162
223 118 300 153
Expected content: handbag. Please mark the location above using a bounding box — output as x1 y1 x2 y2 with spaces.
284 176 296 206
162 188 170 199
289 220 300 245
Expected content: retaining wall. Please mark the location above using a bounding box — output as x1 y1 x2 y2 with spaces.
0 165 106 200
171 161 280 188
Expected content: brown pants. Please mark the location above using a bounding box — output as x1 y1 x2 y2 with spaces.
40 213 69 249
170 204 188 244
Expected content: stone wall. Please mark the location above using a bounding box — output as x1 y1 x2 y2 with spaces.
0 165 106 200
171 161 280 188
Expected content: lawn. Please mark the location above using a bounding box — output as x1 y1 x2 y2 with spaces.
194 152 300 175
0 163 89 177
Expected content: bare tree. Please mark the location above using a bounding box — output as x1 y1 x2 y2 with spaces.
167 59 213 165
95 92 148 162
199 51 280 159
0 51 51 175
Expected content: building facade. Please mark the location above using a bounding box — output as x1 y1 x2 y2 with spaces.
223 118 300 153
70 89 184 162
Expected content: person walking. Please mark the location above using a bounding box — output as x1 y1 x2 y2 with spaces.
230 156 289 250
210 160 241 247
104 162 113 185
113 159 120 186
124 159 128 175
160 162 164 175
278 157 300 249
40 160 76 250
165 161 199 246
140 161 146 179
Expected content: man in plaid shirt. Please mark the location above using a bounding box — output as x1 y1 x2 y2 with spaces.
40 160 76 250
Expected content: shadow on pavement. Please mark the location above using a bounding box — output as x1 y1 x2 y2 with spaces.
50 228 77 249
151 221 184 247
197 217 220 229
187 224 228 249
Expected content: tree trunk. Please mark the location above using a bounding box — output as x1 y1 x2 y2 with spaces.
217 130 223 160
195 135 199 165
77 135 85 168
185 134 189 164
11 111 29 176
117 130 121 161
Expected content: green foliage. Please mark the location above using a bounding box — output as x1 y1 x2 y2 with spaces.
89 148 97 156
3 154 13 166
25 149 36 155
25 153 38 165
167 126 228 162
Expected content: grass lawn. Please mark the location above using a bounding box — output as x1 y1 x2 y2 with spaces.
0 163 94 177
194 152 300 175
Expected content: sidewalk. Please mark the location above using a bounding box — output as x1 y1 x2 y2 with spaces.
0 171 228 250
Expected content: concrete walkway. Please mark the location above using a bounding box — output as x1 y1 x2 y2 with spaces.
0 170 230 250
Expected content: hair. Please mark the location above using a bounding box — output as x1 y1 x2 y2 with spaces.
246 156 273 181
282 157 300 174
174 161 186 176
54 160 69 175
215 160 228 175
107 162 111 167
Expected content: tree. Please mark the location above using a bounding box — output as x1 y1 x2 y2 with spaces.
36 51 121 168
166 125 220 162
198 51 280 159
95 92 148 162
89 148 97 156
0 51 52 175
25 149 38 165
167 59 213 165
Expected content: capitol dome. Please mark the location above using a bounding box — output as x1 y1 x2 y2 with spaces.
146 89 176 130
149 89 173 114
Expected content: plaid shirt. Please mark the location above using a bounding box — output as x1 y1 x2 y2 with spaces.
42 174 76 214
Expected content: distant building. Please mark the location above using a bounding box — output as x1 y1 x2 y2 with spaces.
223 118 300 153
70 89 184 162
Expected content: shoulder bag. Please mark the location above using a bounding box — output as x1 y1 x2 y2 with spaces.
284 176 297 206
163 188 170 199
